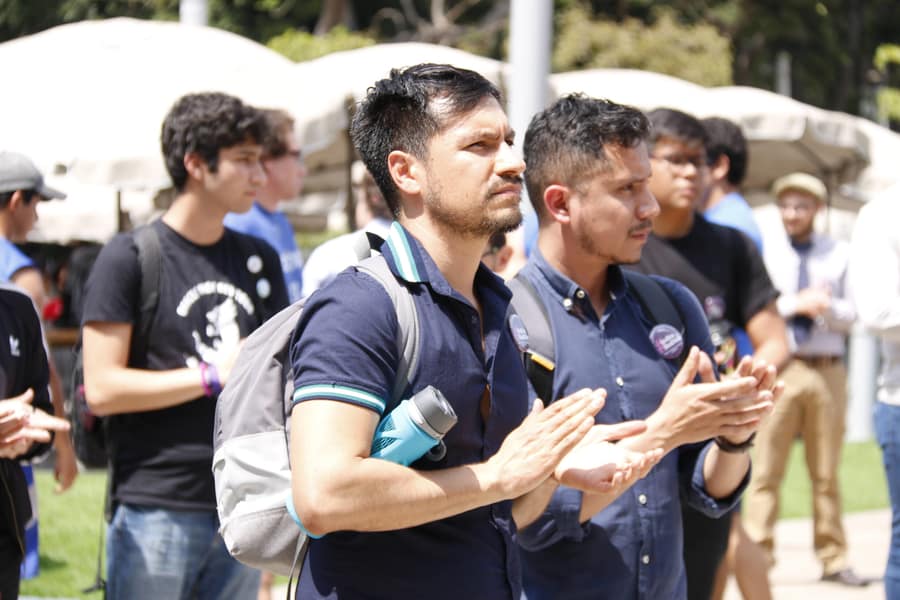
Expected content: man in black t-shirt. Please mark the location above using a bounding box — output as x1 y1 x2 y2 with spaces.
81 93 288 600
628 108 790 600
0 284 70 599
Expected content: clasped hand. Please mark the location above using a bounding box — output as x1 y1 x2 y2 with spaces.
0 388 71 459
657 346 782 449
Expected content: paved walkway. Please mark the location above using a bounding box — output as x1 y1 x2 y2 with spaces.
724 509 890 600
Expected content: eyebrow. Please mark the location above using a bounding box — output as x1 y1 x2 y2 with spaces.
460 127 515 143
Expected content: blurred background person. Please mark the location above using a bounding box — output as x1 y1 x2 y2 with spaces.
0 151 78 585
744 172 866 588
300 161 392 297
225 108 306 304
849 182 900 598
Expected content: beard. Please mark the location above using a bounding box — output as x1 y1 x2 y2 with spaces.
424 178 523 237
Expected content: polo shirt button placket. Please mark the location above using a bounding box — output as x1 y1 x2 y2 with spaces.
641 554 651 565
615 376 625 387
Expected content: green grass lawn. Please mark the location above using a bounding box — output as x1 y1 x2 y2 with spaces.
19 440 890 597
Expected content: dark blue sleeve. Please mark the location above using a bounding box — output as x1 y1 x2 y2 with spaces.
658 277 749 516
516 378 592 550
289 269 400 416
21 294 53 462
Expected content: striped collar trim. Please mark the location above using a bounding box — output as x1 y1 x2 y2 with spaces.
384 221 425 283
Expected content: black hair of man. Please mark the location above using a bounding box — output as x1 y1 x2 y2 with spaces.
523 94 650 224
160 92 269 191
0 190 36 209
701 117 748 186
646 107 708 150
349 63 502 217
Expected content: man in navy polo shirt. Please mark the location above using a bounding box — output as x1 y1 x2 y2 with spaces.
286 65 657 600
514 94 782 599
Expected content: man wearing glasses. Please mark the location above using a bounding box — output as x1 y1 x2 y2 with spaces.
628 108 789 600
226 108 307 303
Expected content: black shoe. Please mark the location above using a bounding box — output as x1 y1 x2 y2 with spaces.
821 568 870 587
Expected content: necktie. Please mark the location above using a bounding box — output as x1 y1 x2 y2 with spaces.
791 240 813 345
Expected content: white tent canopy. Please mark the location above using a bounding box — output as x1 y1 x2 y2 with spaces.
550 69 870 206
0 17 348 242
2 19 889 243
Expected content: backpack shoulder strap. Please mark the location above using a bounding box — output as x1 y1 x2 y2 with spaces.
507 274 556 406
356 256 420 405
132 224 162 363
622 270 689 364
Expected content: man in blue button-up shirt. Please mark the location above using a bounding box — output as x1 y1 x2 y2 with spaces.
286 66 654 600
514 95 783 600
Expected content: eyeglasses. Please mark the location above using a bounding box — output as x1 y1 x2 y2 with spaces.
651 154 706 171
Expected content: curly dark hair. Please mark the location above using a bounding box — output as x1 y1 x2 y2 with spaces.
523 94 650 222
160 92 268 191
701 117 748 186
349 63 501 216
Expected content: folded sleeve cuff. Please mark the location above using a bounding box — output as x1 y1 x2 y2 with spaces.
516 486 589 551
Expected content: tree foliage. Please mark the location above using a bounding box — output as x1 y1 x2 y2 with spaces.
553 3 732 86
267 24 374 62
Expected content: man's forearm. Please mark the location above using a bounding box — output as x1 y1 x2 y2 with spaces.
512 478 558 528
292 457 511 536
85 364 208 416
701 444 750 499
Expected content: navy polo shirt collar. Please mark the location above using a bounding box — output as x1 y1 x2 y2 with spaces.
529 249 627 320
381 221 512 303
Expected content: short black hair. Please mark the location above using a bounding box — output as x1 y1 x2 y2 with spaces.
0 189 36 209
160 92 268 191
350 63 502 216
523 94 650 222
646 107 707 150
701 117 748 186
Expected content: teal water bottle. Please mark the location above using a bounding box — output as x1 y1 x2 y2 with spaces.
370 386 457 465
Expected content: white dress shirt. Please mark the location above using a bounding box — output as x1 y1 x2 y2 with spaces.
762 227 855 357
300 217 393 299
849 184 900 404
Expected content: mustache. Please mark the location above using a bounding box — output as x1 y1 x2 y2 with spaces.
488 176 524 194
628 221 653 236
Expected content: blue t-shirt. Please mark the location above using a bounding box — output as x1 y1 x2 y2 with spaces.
515 252 747 600
225 203 304 303
704 192 763 253
290 222 528 599
0 237 34 282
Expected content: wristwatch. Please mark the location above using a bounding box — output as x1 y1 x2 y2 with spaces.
714 432 756 454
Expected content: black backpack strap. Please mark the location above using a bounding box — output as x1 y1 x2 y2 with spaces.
132 225 162 363
507 275 556 406
622 270 689 365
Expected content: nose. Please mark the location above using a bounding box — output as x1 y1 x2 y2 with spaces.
252 160 267 187
638 190 660 220
496 141 525 178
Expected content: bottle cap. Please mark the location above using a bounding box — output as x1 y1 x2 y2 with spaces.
410 386 457 437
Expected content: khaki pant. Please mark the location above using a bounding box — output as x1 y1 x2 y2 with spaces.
743 358 849 574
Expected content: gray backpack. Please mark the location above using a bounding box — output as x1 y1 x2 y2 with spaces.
212 253 420 576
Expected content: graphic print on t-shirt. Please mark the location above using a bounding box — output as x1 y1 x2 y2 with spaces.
176 279 255 368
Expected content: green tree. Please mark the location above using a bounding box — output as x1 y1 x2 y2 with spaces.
875 43 900 126
267 24 374 62
553 3 732 86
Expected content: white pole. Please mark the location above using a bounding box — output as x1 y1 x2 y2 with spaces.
180 0 208 26
507 0 552 160
846 325 878 441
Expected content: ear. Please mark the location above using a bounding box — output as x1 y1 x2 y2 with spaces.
387 150 422 197
543 184 572 224
710 154 729 182
8 190 25 211
183 152 208 182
